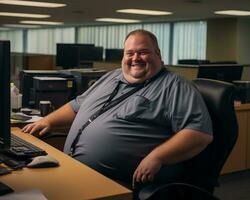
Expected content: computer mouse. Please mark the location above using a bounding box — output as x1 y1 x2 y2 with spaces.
26 155 59 168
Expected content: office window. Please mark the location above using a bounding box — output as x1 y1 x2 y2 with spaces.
77 26 107 48
126 24 143 35
0 30 23 52
106 25 127 49
143 23 170 64
27 27 75 55
172 21 207 64
78 24 143 49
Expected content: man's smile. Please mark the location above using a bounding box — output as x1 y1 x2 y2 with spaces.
131 62 146 67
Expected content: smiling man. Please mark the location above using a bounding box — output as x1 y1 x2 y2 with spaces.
122 30 162 84
22 29 213 195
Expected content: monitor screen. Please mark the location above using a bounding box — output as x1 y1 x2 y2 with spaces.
105 49 123 62
178 59 210 65
56 44 102 69
197 64 243 83
79 46 103 61
56 44 81 69
0 40 11 151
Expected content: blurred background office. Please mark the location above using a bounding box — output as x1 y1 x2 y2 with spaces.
0 0 250 85
0 1 250 199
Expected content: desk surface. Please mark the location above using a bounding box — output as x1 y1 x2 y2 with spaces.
1 128 132 200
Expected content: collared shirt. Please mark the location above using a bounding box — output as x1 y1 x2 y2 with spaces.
63 68 212 180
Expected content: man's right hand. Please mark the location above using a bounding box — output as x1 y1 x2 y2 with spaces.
22 118 51 136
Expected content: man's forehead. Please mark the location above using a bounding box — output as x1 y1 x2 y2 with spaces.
125 33 151 42
124 34 154 48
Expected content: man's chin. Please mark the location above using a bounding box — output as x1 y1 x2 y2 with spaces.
130 72 148 81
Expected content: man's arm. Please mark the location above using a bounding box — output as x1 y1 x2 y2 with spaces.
133 129 213 183
22 103 76 136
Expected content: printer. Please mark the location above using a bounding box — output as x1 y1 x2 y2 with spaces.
32 76 74 109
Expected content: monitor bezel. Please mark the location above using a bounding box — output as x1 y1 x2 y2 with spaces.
0 40 11 151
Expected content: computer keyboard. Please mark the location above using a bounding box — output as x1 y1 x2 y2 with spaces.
6 134 47 158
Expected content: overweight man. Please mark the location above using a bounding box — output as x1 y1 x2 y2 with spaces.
22 29 213 189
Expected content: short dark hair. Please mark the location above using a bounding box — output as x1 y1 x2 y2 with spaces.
124 29 160 52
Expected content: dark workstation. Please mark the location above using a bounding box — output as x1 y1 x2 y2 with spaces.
1 1 250 200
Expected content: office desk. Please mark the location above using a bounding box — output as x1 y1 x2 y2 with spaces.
222 103 250 174
1 128 132 200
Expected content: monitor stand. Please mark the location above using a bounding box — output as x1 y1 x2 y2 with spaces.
0 182 13 196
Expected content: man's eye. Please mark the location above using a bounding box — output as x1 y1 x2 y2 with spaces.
126 52 133 56
139 51 149 55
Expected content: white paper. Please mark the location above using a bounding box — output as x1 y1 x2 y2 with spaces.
11 112 43 123
0 189 48 200
33 77 66 80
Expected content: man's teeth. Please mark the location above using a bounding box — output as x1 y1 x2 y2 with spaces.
132 63 143 66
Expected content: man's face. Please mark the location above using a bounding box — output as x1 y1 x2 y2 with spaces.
122 34 162 84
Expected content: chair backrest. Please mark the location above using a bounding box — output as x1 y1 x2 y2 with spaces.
183 78 238 192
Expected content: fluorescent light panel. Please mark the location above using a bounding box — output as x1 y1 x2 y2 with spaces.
117 9 172 16
0 12 50 18
20 20 63 25
0 0 66 8
4 24 41 28
96 18 141 23
215 10 250 16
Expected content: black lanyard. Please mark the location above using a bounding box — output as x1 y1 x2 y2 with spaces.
69 68 166 156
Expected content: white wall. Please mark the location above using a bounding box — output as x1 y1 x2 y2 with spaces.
237 18 250 65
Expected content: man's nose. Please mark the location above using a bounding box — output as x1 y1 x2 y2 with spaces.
132 52 141 60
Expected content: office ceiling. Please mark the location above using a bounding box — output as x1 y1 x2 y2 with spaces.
0 0 250 28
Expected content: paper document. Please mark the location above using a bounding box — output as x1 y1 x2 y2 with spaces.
0 189 48 200
11 112 43 124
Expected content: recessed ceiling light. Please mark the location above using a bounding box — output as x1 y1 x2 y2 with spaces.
0 0 66 8
96 18 141 23
4 24 41 28
20 20 64 25
0 12 50 18
215 10 250 16
117 9 172 16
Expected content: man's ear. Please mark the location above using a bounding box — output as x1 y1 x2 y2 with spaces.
156 49 162 60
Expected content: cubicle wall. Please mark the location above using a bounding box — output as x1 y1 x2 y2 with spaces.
167 64 248 82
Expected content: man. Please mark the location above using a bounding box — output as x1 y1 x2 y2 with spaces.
22 29 213 188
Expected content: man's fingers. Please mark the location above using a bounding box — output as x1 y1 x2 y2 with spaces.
133 168 154 184
39 127 48 136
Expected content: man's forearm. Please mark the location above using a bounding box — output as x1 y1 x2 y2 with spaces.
149 129 213 165
44 103 76 128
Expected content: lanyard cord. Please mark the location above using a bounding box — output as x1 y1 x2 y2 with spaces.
69 68 166 156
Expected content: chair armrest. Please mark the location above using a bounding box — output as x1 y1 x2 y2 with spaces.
139 182 220 200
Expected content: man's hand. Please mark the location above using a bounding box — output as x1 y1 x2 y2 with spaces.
22 118 51 136
132 129 212 186
22 103 76 137
133 154 162 184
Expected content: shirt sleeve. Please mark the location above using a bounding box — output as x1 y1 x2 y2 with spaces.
168 78 213 135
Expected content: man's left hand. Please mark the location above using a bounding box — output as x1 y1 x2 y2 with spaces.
133 154 162 184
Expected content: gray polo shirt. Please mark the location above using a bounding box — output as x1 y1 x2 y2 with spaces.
64 68 212 181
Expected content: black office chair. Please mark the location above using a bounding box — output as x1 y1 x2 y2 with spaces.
138 78 238 200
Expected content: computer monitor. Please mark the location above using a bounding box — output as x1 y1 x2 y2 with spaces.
56 44 97 69
56 44 81 69
0 40 11 151
105 49 123 62
178 59 210 65
80 46 103 61
197 64 243 83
